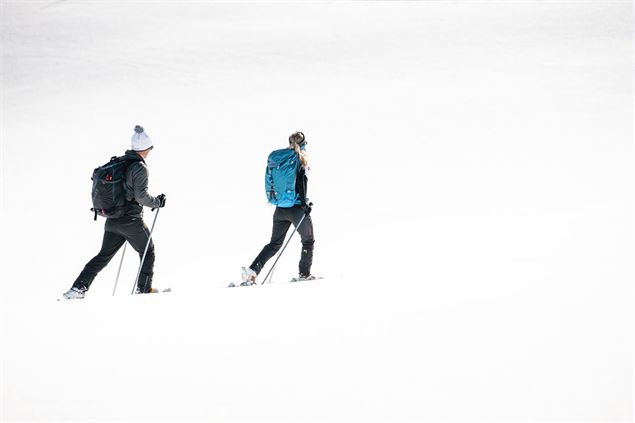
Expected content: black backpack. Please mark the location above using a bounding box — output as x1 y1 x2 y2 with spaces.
90 156 141 220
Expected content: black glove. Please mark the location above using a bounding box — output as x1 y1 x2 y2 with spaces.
152 194 166 211
304 202 313 215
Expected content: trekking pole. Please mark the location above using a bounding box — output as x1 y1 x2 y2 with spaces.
261 209 309 285
131 207 161 294
112 242 128 296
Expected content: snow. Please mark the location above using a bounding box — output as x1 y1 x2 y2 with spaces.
1 0 633 422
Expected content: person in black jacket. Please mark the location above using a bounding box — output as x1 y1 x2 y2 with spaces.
241 131 315 286
62 126 166 299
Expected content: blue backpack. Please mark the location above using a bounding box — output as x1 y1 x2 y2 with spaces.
265 148 300 207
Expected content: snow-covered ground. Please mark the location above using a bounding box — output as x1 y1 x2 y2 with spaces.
1 1 632 422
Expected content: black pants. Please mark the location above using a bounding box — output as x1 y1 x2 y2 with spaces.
250 205 315 276
73 216 155 293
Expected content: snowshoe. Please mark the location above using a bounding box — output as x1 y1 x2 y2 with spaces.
290 274 318 283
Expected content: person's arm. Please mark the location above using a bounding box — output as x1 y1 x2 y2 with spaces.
129 162 162 209
296 166 308 206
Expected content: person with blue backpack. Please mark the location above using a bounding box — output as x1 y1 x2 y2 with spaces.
62 126 166 299
240 131 315 286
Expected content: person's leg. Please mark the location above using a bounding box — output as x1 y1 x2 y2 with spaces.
73 224 126 290
118 217 155 293
292 206 315 276
249 208 292 275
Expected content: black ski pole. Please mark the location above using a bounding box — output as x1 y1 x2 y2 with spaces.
261 204 311 285
131 207 160 294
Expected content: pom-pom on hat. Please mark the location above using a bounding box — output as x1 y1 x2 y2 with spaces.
131 125 153 151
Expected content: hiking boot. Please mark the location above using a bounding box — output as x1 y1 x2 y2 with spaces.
135 287 159 294
62 286 87 300
241 267 257 285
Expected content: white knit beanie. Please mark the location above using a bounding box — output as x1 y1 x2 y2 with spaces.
131 125 153 151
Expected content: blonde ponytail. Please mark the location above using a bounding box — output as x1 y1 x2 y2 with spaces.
292 142 310 170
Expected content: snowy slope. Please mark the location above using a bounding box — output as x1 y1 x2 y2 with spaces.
1 1 633 422
3 276 630 422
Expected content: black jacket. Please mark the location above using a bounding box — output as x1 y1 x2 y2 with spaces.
296 164 308 206
122 150 161 217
